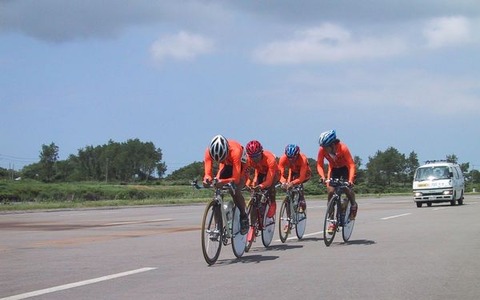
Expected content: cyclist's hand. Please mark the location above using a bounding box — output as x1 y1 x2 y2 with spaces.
281 183 288 190
319 178 325 185
254 185 262 192
203 178 212 187
347 181 354 188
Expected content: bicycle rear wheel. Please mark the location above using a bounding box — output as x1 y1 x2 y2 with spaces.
261 202 275 248
201 200 222 265
278 199 290 243
295 209 307 240
323 198 338 247
231 206 247 258
342 202 355 242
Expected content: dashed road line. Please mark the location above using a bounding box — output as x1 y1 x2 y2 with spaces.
0 267 157 300
381 213 411 220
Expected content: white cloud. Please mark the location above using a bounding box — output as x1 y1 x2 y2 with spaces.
150 31 214 64
423 16 472 48
253 23 407 65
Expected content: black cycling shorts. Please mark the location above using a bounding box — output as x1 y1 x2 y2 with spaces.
331 166 349 181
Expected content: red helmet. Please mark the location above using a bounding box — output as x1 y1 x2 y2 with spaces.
246 140 263 157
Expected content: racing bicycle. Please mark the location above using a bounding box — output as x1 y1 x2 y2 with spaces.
197 179 247 265
278 184 307 243
323 178 355 247
245 187 276 252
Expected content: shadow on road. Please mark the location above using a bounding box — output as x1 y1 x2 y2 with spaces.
339 239 376 246
298 237 322 242
216 254 279 265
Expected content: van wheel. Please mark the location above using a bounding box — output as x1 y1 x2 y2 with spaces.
458 190 464 205
416 202 422 208
427 202 432 207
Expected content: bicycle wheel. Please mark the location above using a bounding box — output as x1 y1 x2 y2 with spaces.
201 200 222 265
295 209 307 240
342 202 355 242
278 199 290 243
231 206 247 258
323 197 338 247
245 200 255 253
261 202 275 248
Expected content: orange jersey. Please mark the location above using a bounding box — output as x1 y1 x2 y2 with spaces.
245 150 280 189
316 142 356 183
204 139 247 185
278 153 312 185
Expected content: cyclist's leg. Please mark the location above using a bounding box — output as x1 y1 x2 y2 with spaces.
345 188 357 220
236 173 249 234
292 173 306 212
266 183 277 218
336 166 358 219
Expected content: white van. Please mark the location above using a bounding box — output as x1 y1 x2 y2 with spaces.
412 161 465 207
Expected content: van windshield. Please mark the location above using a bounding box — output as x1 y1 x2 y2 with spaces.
415 166 450 181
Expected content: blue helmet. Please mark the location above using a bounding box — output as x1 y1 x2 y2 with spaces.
318 130 336 147
284 144 300 158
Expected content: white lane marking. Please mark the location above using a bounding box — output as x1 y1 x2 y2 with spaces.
0 267 157 300
381 213 411 220
103 218 172 226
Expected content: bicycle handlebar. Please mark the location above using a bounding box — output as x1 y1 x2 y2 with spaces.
191 178 236 194
325 178 351 188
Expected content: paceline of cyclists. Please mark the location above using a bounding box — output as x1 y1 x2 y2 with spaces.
202 130 358 236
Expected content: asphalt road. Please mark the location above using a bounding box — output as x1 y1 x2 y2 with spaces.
1 195 480 300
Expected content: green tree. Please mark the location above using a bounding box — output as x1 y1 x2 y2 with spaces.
446 154 458 164
166 161 203 183
39 142 59 182
366 147 406 187
404 151 419 183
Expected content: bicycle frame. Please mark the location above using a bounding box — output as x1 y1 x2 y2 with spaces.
198 178 246 265
278 184 307 242
245 187 275 251
247 188 269 231
323 178 355 246
329 180 349 226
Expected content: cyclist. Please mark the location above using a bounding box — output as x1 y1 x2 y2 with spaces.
245 140 280 219
278 144 312 214
203 134 249 235
316 129 357 233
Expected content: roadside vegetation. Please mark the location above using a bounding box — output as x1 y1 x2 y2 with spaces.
1 140 479 211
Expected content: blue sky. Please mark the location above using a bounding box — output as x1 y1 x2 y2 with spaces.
1 0 480 174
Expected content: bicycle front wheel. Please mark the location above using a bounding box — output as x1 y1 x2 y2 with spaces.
231 206 247 258
342 202 355 242
201 200 223 265
278 199 290 243
261 202 275 248
323 198 338 247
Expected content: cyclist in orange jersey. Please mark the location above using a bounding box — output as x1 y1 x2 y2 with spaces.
278 144 312 213
245 140 280 219
203 135 249 235
317 129 358 227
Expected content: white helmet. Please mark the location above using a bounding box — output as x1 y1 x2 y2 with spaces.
209 135 228 162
